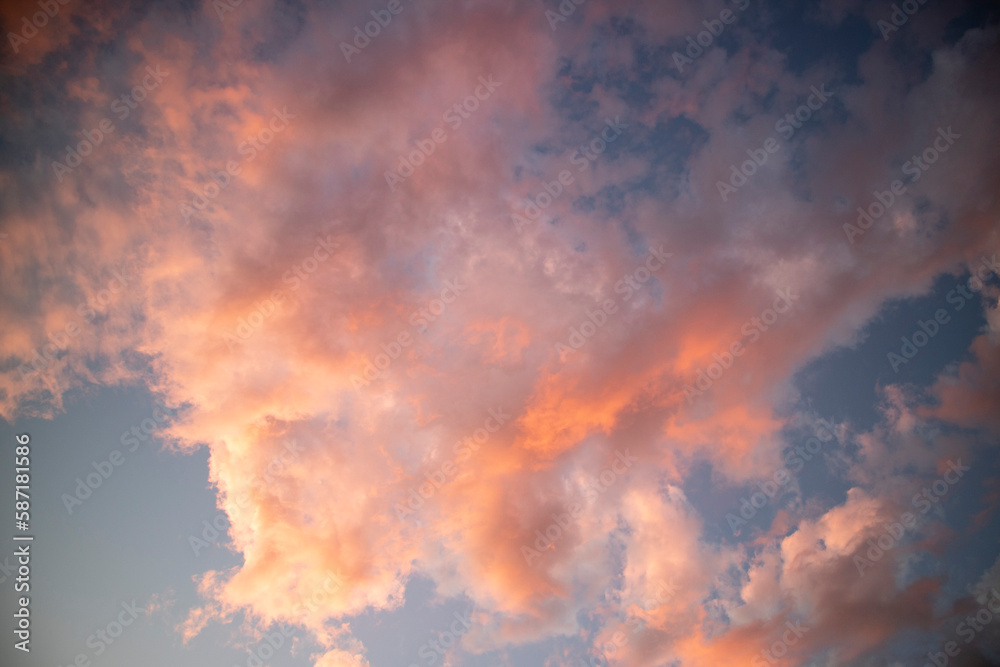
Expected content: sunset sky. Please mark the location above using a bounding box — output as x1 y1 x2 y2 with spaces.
1 0 1000 665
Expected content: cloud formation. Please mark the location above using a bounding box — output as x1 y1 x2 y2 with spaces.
2 0 1000 664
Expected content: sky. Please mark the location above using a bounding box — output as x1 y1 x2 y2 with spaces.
1 0 1000 666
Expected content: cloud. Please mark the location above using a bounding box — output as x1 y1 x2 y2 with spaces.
2 0 1000 665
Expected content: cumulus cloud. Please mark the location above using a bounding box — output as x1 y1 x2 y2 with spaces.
2 0 1000 664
